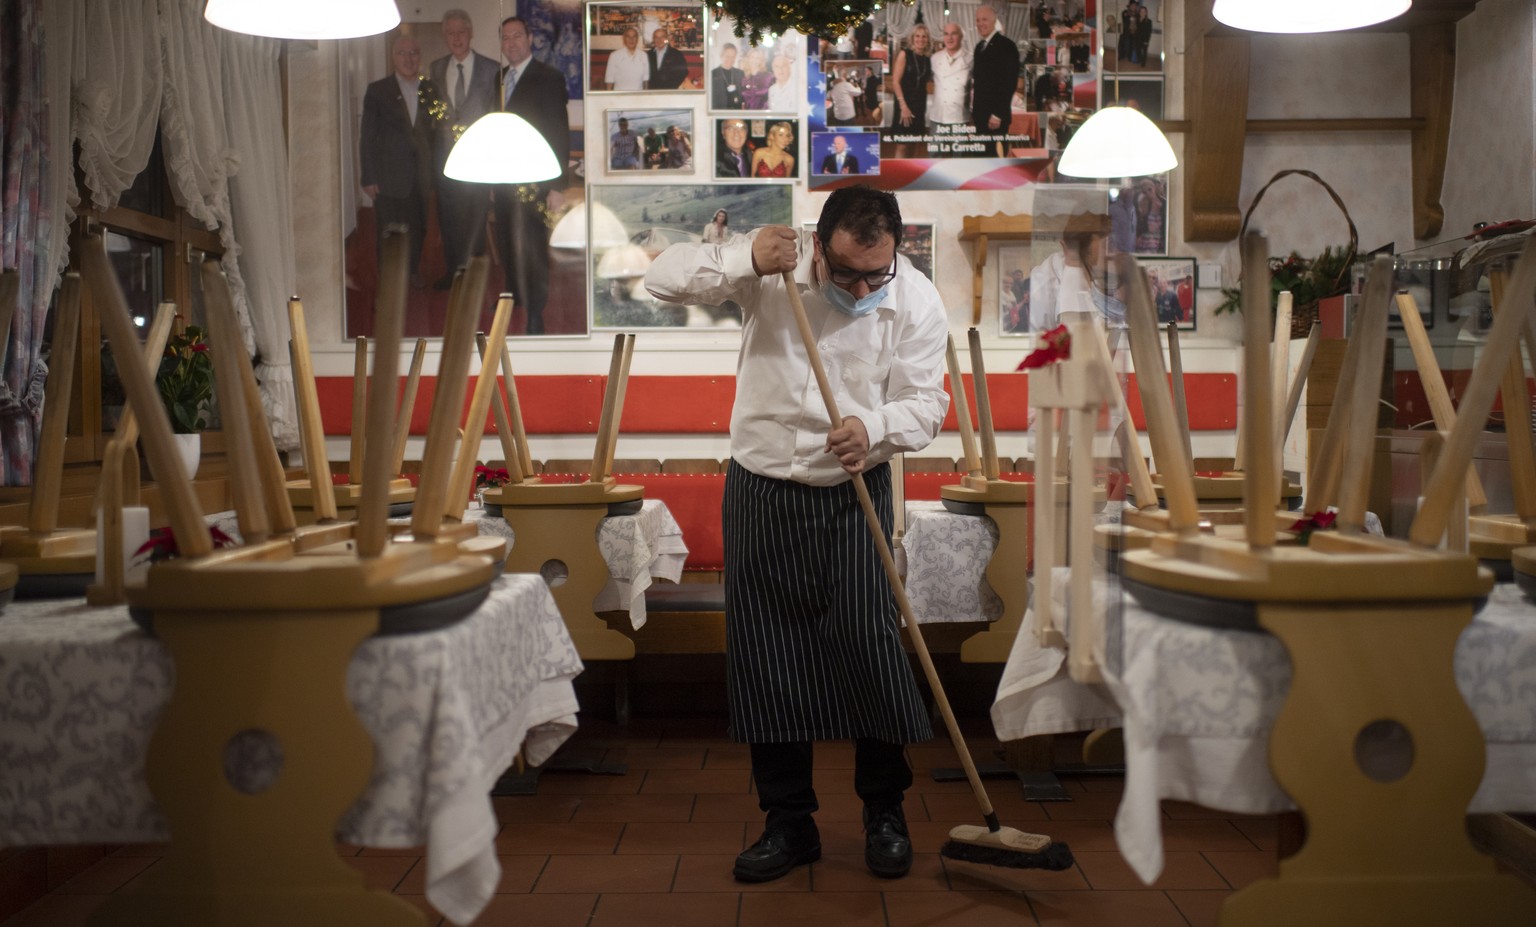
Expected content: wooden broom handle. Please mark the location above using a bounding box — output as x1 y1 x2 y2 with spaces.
28 275 81 536
81 235 210 558
1394 291 1487 510
287 298 338 521
1411 238 1536 546
944 335 983 477
780 272 999 821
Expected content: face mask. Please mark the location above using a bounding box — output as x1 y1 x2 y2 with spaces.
821 280 888 318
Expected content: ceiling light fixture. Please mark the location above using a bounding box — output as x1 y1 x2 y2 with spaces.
1057 105 1177 179
1213 0 1411 34
204 0 401 40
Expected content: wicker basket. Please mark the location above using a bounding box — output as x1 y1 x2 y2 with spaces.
1239 169 1359 340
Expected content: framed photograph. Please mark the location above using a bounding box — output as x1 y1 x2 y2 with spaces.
997 245 1059 336
589 183 793 329
1108 174 1169 255
1138 257 1197 330
706 17 806 112
1103 0 1164 74
822 59 886 128
1105 75 1163 121
344 9 587 339
605 109 693 172
712 117 800 181
587 3 705 92
899 221 936 282
810 130 881 178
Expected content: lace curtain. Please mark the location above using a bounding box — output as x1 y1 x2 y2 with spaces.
0 0 52 484
4 0 297 484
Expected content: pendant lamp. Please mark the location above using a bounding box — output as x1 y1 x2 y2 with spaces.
1057 105 1177 179
204 0 400 40
443 113 563 184
1213 0 1411 33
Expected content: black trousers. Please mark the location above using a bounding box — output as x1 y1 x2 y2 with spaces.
750 739 913 835
373 187 426 278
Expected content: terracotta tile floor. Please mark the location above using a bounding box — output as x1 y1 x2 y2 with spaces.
1 718 1281 927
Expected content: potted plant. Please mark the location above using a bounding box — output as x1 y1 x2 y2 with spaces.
155 323 215 480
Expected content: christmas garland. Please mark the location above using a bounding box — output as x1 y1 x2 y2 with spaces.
714 0 909 45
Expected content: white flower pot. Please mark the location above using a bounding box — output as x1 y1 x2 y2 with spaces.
172 432 201 481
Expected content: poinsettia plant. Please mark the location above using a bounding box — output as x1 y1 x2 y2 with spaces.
1288 510 1337 544
474 465 512 490
133 525 238 565
155 324 215 434
1017 324 1071 370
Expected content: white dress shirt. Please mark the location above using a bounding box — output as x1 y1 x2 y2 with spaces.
645 229 950 486
604 46 650 91
395 73 420 123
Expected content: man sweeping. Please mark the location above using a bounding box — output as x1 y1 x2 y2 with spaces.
646 186 947 881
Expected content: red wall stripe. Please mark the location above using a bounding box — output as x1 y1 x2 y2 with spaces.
315 373 1239 435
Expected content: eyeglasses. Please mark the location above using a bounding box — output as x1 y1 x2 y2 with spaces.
824 255 897 289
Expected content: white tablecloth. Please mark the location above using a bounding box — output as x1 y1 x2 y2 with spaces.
0 574 582 927
987 574 1536 887
899 501 1003 623
472 498 689 629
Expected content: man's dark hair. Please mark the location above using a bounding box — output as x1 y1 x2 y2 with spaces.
501 15 528 33
817 185 903 250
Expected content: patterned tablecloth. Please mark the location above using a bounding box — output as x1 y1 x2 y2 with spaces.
988 574 1536 886
468 498 688 629
898 501 1003 623
0 573 582 927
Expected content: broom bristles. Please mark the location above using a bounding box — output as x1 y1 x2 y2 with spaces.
940 823 1075 871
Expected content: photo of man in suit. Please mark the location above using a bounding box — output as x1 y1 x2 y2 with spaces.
820 135 860 175
970 4 1020 156
360 34 438 288
493 15 570 335
429 8 499 289
715 118 754 179
711 43 745 109
648 27 689 89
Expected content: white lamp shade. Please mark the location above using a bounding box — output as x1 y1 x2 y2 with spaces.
595 244 652 279
443 113 563 184
551 202 629 250
1057 105 1177 179
1213 0 1411 33
204 0 400 40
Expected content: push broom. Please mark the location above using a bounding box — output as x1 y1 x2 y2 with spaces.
781 273 1074 870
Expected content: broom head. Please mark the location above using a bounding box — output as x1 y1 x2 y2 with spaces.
940 823 1075 870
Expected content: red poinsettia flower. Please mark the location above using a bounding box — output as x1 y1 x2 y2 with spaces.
1288 510 1337 543
474 465 512 489
1017 324 1071 370
133 525 239 563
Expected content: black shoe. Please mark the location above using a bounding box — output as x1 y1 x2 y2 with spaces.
863 805 911 878
733 829 821 883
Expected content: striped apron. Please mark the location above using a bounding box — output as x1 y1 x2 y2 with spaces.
723 460 933 744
